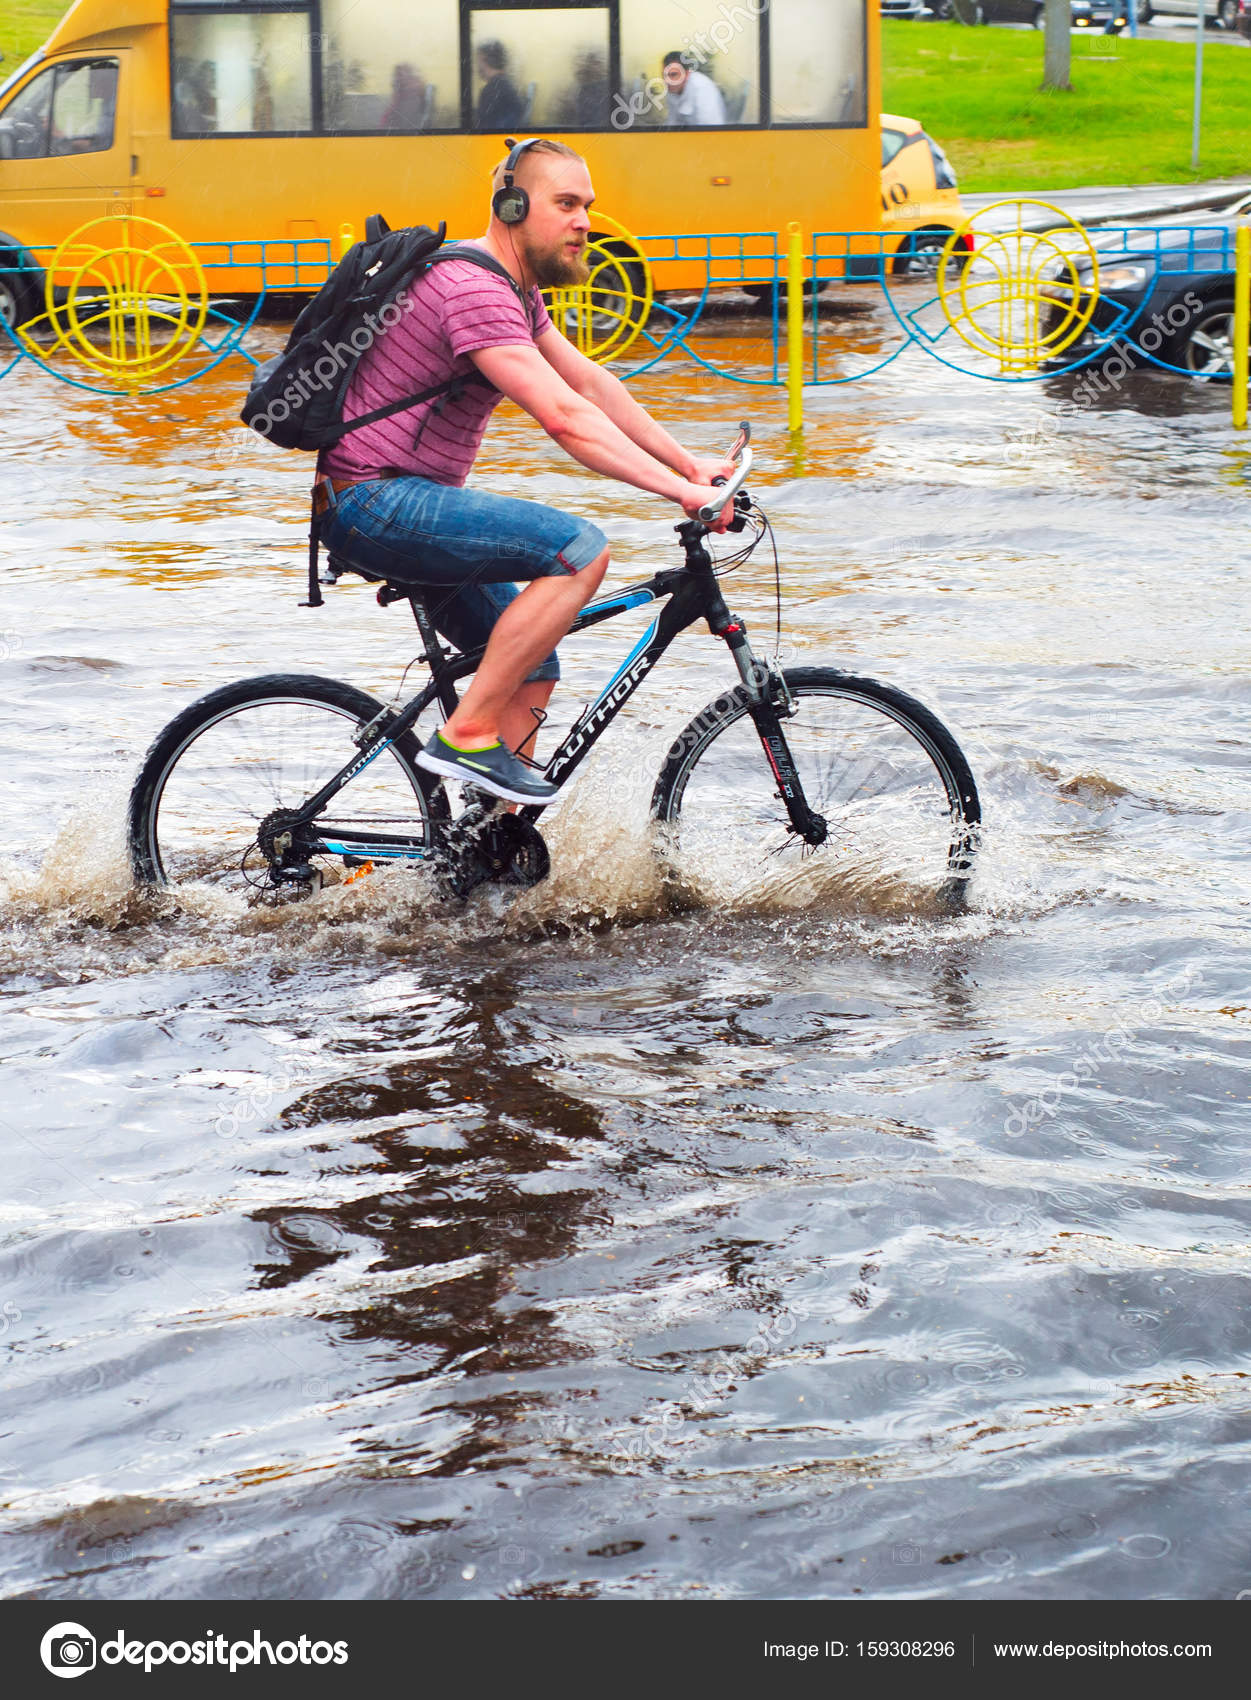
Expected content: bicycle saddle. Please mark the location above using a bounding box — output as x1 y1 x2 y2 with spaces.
321 555 427 609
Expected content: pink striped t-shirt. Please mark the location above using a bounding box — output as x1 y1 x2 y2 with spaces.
319 245 551 487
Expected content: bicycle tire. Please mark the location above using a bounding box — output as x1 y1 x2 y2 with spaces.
128 673 445 892
650 666 981 911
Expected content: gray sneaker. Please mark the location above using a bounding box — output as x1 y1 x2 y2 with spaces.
416 731 562 806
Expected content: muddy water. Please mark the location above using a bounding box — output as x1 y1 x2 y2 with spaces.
2 303 1251 1602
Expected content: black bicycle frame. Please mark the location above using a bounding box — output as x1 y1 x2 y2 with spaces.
300 526 828 857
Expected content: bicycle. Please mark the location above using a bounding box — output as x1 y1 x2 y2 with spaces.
127 424 982 910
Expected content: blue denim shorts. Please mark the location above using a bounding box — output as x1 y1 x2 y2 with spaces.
317 477 608 683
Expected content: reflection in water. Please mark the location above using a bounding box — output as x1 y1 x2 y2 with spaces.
2 306 1250 1601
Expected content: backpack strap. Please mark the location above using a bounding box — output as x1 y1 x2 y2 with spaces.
321 370 486 445
305 496 323 609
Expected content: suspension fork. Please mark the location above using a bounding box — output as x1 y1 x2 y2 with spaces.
714 609 828 849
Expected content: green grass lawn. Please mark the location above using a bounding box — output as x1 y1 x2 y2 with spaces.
883 19 1251 189
4 4 1248 193
1 0 66 69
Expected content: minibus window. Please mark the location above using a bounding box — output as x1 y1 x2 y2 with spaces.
171 11 312 134
0 65 56 157
620 0 759 127
468 9 612 131
770 0 866 126
321 0 459 131
0 58 118 159
51 60 118 155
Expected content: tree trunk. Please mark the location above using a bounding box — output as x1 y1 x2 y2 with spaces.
1043 0 1072 89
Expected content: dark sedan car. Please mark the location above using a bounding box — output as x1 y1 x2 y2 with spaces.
936 0 1136 24
1041 211 1242 376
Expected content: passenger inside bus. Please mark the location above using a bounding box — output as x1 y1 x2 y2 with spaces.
557 49 611 129
173 59 216 133
474 41 527 132
381 64 431 132
661 51 725 126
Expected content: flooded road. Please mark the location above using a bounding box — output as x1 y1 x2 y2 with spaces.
2 302 1250 1601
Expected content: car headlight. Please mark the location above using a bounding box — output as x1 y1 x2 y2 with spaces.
1095 264 1150 292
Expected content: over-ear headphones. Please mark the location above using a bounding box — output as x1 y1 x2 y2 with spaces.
492 136 543 225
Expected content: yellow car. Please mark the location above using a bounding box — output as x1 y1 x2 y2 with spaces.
881 113 971 276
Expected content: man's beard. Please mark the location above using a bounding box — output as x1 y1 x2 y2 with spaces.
522 234 591 289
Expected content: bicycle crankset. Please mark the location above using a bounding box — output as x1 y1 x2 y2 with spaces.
434 804 551 901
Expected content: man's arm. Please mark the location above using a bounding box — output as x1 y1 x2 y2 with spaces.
469 340 731 523
694 73 726 125
534 325 731 487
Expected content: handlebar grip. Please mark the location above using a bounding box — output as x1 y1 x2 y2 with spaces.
727 420 751 462
698 445 753 522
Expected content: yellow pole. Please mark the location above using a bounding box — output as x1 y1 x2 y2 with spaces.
786 221 803 435
1233 223 1249 432
338 222 355 259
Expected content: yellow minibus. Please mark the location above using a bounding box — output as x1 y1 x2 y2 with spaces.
0 0 881 322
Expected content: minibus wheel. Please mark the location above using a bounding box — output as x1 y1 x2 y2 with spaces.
587 234 649 328
743 280 823 312
0 255 40 329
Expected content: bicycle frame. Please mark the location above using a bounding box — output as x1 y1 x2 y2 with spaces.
301 518 829 863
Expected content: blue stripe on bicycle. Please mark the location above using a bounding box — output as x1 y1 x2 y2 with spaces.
588 590 654 616
601 619 659 695
321 843 429 860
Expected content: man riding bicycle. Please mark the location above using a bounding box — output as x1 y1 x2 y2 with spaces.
312 136 732 808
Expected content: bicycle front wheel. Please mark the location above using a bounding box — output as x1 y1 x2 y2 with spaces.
650 667 981 911
128 673 444 894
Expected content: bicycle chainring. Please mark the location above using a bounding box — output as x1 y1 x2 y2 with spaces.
435 806 550 900
492 813 551 888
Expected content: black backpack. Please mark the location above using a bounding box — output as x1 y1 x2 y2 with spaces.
240 214 531 603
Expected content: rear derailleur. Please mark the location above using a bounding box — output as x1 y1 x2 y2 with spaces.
256 807 322 895
433 798 550 901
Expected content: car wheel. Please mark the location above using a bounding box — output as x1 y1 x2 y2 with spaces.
1176 297 1236 377
1032 3 1044 25
1217 0 1238 25
1136 0 1153 20
951 0 985 22
929 0 955 16
895 230 967 279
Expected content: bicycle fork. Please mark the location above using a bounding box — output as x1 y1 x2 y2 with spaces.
692 551 829 849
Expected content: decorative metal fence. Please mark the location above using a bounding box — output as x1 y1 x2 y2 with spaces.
1 203 1247 428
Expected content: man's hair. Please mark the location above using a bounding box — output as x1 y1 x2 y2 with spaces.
663 50 696 70
477 39 510 72
490 137 585 197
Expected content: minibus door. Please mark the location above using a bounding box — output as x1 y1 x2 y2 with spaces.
0 52 135 238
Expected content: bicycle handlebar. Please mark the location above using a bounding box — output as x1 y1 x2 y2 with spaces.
698 419 754 522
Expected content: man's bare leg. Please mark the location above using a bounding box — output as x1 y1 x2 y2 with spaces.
441 549 609 748
499 680 555 760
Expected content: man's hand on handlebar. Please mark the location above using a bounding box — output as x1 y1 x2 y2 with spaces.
679 482 734 532
686 454 736 489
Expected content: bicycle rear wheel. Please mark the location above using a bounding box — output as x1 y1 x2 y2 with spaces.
128 673 444 894
650 666 981 912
